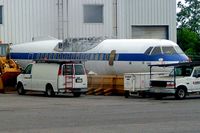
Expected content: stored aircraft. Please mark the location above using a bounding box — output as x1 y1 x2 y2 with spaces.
10 38 189 75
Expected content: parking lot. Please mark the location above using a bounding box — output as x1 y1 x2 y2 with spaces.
1 93 200 133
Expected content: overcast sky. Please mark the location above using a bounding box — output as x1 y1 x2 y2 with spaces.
177 0 185 4
176 0 185 12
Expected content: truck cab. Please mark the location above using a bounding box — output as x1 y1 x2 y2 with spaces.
150 62 200 99
17 61 87 97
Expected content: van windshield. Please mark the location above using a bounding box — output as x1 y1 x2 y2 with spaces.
75 65 85 75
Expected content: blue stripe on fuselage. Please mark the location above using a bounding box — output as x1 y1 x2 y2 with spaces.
10 52 189 62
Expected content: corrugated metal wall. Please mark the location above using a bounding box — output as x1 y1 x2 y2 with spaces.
0 0 176 44
117 0 176 41
64 0 113 38
1 0 58 44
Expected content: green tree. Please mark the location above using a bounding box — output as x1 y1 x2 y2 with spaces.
177 28 199 55
177 0 200 59
177 0 200 33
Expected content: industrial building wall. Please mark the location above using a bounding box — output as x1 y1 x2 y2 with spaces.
0 0 58 44
63 0 113 38
117 0 176 42
0 0 176 44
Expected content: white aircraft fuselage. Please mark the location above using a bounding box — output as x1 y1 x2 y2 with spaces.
10 39 189 75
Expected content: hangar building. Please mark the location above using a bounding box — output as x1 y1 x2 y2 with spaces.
0 0 176 44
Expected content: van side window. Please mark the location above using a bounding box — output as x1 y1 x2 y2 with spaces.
75 65 85 75
62 64 73 75
24 64 32 74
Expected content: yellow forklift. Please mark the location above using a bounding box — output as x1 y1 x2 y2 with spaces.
0 43 21 93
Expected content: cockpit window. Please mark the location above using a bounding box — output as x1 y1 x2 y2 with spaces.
174 46 184 54
162 46 177 54
144 47 153 55
151 46 162 55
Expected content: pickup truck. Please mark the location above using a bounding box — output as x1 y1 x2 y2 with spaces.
149 62 200 99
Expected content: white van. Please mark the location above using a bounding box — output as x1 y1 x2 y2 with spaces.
16 61 87 97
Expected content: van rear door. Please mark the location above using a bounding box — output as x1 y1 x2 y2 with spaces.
58 63 87 92
58 64 73 90
74 64 87 89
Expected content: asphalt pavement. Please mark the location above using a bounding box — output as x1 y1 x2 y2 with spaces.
0 93 200 133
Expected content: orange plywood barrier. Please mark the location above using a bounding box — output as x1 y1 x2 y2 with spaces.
87 75 124 96
87 75 103 95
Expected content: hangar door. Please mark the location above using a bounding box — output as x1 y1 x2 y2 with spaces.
132 26 168 39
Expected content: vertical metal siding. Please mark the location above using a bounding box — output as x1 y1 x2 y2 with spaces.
117 0 176 42
0 0 176 44
1 0 58 43
64 0 113 38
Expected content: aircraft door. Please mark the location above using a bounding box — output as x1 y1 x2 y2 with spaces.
107 50 117 74
109 50 116 66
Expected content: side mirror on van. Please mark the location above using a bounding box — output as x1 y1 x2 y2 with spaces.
20 68 25 74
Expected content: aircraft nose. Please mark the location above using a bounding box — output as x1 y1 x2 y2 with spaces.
180 54 190 62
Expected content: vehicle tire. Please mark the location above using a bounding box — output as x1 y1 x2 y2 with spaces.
154 94 163 100
175 88 186 100
17 83 25 95
73 92 81 97
139 92 146 98
124 90 130 98
45 85 55 97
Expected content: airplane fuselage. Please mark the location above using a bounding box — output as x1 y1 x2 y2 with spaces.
10 39 189 75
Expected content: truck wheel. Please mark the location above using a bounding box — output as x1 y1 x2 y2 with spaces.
17 83 25 95
46 85 55 97
139 92 146 98
73 92 81 97
124 90 130 98
154 94 163 100
175 88 186 100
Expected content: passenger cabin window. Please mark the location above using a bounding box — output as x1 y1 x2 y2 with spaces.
75 65 85 75
24 64 32 74
62 65 73 75
162 46 177 54
144 47 153 55
151 47 161 55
